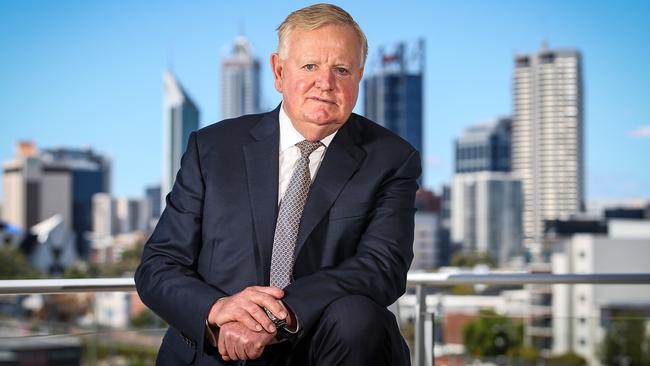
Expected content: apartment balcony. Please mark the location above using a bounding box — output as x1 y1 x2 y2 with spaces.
2 273 650 366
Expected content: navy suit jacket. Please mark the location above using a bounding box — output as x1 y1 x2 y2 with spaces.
135 105 421 364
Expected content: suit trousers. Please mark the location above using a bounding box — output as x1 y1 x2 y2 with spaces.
157 295 410 366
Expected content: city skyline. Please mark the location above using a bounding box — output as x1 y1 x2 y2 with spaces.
1 1 649 201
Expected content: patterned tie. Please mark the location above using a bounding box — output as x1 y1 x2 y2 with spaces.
270 140 323 288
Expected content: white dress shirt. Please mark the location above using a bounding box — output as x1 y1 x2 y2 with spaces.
278 103 337 204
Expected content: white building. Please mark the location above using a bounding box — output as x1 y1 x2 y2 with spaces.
412 212 438 271
451 171 522 266
162 71 199 207
512 48 584 250
552 220 650 365
221 35 261 119
92 193 116 238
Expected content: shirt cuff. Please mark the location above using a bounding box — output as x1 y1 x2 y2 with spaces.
280 300 300 334
205 320 217 347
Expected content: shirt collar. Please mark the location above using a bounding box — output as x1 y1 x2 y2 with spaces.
279 102 337 152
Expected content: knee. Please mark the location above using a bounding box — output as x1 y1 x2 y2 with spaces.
319 295 390 346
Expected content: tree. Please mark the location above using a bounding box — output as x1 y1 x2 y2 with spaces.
451 251 496 268
600 310 649 366
463 309 523 357
0 246 41 279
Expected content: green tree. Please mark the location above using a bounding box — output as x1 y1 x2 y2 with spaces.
463 309 523 357
547 352 587 366
451 251 496 268
600 310 649 366
0 246 41 279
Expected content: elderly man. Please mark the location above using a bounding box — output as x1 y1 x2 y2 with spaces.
136 3 420 365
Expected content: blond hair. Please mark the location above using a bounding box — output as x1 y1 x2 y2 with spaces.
276 3 368 68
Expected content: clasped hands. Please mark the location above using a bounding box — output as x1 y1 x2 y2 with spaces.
207 286 293 361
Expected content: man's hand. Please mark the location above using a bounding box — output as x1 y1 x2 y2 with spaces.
217 321 276 361
207 286 287 333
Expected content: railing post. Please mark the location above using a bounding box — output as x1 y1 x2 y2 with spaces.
414 284 428 366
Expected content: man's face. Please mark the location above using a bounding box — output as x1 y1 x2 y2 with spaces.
271 24 364 141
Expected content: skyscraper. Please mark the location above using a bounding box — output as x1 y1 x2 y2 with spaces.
364 40 424 154
512 48 584 249
221 36 261 119
162 71 199 207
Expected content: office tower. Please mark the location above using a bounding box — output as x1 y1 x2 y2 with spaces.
2 142 110 258
162 71 199 207
364 40 424 154
451 172 522 266
145 184 162 222
451 117 523 266
512 48 584 249
42 146 111 258
455 117 512 173
221 36 261 119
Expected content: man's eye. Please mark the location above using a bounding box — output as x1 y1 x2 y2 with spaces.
304 64 316 71
335 67 350 75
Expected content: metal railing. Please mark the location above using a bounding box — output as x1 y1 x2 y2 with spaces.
2 272 650 366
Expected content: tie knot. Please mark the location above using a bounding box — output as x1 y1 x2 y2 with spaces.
296 140 322 158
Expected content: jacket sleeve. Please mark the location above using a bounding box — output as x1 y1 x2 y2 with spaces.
134 131 226 358
282 149 421 340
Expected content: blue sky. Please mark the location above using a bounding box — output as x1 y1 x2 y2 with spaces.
1 0 649 202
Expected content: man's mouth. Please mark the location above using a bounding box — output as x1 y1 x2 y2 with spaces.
308 96 336 104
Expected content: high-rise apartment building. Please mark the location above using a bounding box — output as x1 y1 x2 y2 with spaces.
364 40 424 154
162 71 199 207
512 48 584 248
221 36 261 119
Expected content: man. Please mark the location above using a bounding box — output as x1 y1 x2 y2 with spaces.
135 3 421 365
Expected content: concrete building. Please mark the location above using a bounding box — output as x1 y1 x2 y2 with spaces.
512 47 584 250
552 219 650 365
364 40 424 155
162 71 199 208
92 192 117 238
412 212 438 271
221 35 261 119
455 117 512 173
451 172 523 266
2 142 110 258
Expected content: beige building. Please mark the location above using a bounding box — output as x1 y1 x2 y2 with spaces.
512 48 584 250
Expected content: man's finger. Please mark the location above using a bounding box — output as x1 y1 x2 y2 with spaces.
251 286 284 299
217 328 228 360
248 292 287 320
244 303 277 333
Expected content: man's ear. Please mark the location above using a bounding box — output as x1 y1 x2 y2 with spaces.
270 53 283 93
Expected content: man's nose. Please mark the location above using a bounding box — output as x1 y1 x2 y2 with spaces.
315 69 334 90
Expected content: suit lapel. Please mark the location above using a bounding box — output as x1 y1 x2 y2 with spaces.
295 116 366 257
243 108 280 285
